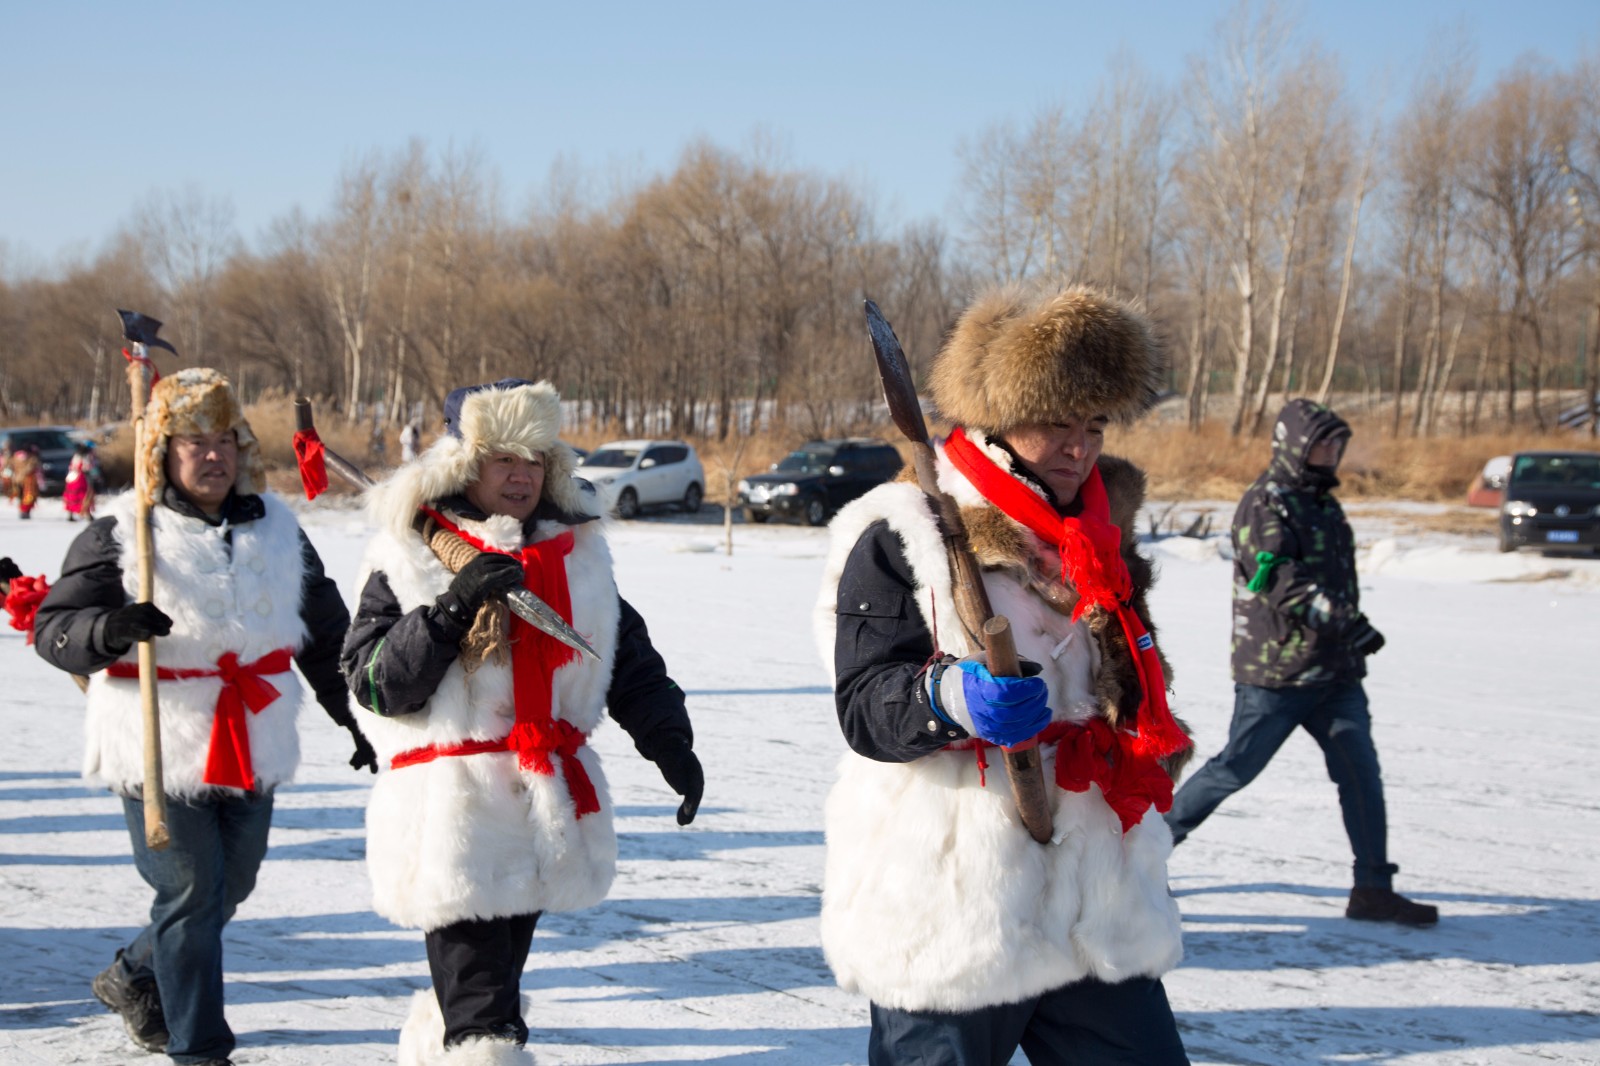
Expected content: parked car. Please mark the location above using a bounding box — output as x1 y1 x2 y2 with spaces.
738 438 904 526
1466 455 1511 509
0 425 86 496
577 439 704 519
1498 450 1600 554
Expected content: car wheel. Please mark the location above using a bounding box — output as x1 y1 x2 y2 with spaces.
803 496 829 527
617 488 640 520
1497 527 1514 553
745 509 769 524
682 483 703 513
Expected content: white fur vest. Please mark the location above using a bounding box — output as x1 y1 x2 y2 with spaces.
812 444 1183 1013
82 493 309 798
356 510 622 931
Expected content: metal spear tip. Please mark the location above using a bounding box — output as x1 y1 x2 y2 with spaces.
115 309 180 356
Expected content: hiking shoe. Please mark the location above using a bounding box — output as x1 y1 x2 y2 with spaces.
1346 887 1439 927
91 962 169 1052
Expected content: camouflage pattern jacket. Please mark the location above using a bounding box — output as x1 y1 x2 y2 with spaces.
1230 401 1369 687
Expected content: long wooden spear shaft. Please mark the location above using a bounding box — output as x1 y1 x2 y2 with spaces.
117 310 180 850
863 301 1053 844
128 341 168 850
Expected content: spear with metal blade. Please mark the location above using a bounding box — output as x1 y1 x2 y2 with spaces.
863 300 1054 844
292 398 600 663
116 309 182 850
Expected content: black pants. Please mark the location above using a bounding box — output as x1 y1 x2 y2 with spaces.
869 976 1188 1066
424 912 540 1048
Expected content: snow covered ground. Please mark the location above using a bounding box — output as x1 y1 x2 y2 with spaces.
2 492 1597 1065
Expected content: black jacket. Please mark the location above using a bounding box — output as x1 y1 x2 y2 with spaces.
833 520 971 762
34 489 358 729
1230 400 1367 686
338 494 692 763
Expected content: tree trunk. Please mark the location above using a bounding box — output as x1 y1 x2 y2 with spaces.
1316 151 1372 404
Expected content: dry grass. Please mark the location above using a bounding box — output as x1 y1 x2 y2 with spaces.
1109 418 1593 502
82 402 1595 508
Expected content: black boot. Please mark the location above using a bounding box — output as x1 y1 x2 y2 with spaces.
1347 887 1439 927
92 958 169 1052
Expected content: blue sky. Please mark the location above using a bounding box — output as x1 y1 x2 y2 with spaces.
5 1 1597 270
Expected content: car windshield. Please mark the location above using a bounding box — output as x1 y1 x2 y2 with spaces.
582 448 640 469
1510 454 1600 488
5 429 72 451
774 451 830 474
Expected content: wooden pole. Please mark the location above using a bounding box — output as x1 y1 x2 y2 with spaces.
128 348 169 850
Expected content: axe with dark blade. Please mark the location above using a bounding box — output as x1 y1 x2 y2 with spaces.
117 309 182 850
293 398 601 664
863 300 1055 844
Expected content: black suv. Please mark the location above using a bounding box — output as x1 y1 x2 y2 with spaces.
738 439 904 526
1498 450 1600 554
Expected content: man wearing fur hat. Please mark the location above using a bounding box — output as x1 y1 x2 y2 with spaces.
339 378 703 1065
33 367 377 1066
816 286 1191 1065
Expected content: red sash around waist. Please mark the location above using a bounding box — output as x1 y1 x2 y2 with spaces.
107 647 294 791
389 720 599 819
950 717 1174 835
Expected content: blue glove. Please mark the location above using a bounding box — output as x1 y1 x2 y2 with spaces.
936 659 1052 748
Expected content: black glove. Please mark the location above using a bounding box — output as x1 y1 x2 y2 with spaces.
444 553 525 615
103 602 174 652
1349 619 1386 657
0 557 22 583
346 725 379 774
652 738 704 826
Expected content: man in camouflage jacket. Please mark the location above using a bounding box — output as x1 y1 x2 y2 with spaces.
1164 399 1438 926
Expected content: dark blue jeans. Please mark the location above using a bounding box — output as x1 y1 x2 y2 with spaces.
116 790 274 1065
1164 682 1394 889
869 977 1188 1065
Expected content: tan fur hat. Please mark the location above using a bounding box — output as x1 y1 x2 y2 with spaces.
928 284 1166 432
141 368 266 505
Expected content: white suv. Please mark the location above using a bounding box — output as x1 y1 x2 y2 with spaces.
577 440 705 519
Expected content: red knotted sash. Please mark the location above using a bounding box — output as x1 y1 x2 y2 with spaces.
952 718 1176 834
396 510 597 818
942 426 1191 833
291 428 329 500
107 647 293 790
4 574 51 645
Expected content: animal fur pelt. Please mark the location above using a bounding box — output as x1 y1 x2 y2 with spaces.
928 284 1167 431
140 368 267 505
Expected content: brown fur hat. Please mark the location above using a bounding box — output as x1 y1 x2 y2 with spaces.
140 368 266 505
929 284 1166 432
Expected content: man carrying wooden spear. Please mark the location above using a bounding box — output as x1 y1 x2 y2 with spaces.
816 285 1193 1065
34 367 376 1066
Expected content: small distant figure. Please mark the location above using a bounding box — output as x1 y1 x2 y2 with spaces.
8 444 42 519
369 417 388 465
63 441 100 522
399 419 420 463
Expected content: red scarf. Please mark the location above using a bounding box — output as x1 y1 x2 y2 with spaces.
943 426 1189 762
108 647 293 790
419 508 596 818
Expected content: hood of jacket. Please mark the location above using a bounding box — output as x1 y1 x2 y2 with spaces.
1268 399 1351 493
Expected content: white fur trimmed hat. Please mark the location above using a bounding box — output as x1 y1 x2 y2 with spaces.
929 284 1166 432
140 368 265 506
367 378 589 536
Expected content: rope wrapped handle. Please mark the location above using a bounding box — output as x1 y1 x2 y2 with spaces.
418 514 511 670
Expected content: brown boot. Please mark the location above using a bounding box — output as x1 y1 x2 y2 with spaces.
1347 887 1439 927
